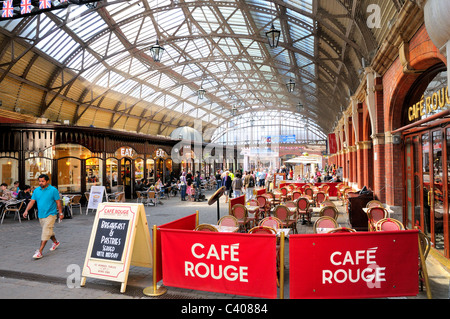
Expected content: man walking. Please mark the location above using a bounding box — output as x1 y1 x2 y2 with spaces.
23 174 63 259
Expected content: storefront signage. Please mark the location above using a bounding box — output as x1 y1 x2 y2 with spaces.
81 203 152 293
115 147 137 159
289 230 419 299
155 148 168 159
408 86 450 122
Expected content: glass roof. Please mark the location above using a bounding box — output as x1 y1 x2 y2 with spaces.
0 0 398 138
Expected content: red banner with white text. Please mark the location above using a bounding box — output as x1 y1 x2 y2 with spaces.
154 214 197 283
160 229 278 298
289 230 419 299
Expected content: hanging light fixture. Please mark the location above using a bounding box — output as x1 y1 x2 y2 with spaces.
286 78 295 93
297 103 304 112
231 105 237 116
266 23 281 48
150 0 164 62
150 39 164 62
198 86 206 99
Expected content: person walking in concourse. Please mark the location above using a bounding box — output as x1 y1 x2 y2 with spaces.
23 174 63 259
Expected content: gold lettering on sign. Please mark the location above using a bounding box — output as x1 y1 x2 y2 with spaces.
408 87 449 122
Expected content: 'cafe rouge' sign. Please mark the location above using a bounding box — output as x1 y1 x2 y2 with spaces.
408 86 450 122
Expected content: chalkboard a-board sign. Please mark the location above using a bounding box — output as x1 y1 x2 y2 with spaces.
90 218 129 261
81 203 152 293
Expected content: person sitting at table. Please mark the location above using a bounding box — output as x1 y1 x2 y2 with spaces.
10 181 20 198
155 178 165 197
0 183 12 201
331 174 341 182
17 185 33 219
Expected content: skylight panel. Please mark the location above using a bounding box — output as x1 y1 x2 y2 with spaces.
68 11 105 42
83 63 107 82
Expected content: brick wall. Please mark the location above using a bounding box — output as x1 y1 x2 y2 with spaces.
382 24 446 208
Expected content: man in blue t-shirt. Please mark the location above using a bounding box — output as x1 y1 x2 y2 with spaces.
23 174 63 259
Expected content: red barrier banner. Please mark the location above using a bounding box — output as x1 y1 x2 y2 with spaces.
228 194 246 214
154 214 197 283
160 229 278 298
289 230 419 299
255 188 266 196
328 133 337 154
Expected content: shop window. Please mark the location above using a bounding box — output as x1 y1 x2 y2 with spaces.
0 158 19 188
25 158 52 189
86 157 103 192
106 158 118 190
54 143 92 159
58 158 81 193
403 65 448 126
146 158 155 181
135 158 144 181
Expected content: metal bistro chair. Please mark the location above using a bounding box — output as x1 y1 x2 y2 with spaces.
109 192 125 202
366 200 383 208
319 205 339 220
248 226 276 234
327 227 356 233
69 195 83 215
367 206 389 231
195 224 218 232
375 218 405 231
146 191 157 206
259 216 282 230
218 215 239 228
1 199 26 224
256 195 269 218
418 230 432 291
315 191 327 207
284 201 299 225
296 197 312 225
273 205 297 234
231 204 251 231
313 216 339 234
292 191 302 201
304 187 314 201
136 191 147 204
84 192 90 214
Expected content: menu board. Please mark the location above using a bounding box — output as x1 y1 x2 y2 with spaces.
81 203 152 293
90 218 129 261
87 186 107 210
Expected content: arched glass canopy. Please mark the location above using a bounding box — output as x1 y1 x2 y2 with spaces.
211 110 326 146
0 0 403 141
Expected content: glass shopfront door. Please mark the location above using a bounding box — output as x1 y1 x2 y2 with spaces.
121 158 132 199
405 126 449 258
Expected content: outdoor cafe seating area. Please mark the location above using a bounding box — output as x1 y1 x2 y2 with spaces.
0 179 410 239
223 182 409 238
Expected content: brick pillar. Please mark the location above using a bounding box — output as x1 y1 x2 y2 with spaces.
362 141 373 190
349 146 357 188
356 142 365 189
384 132 404 207
372 134 386 202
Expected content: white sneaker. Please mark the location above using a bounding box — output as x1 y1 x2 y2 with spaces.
50 241 60 251
33 250 43 259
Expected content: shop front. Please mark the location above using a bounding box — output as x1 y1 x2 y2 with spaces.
401 65 450 258
0 124 178 201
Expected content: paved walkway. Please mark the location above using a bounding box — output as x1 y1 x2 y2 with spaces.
0 190 449 301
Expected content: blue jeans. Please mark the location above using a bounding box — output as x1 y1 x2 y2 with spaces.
216 180 222 190
181 184 187 200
